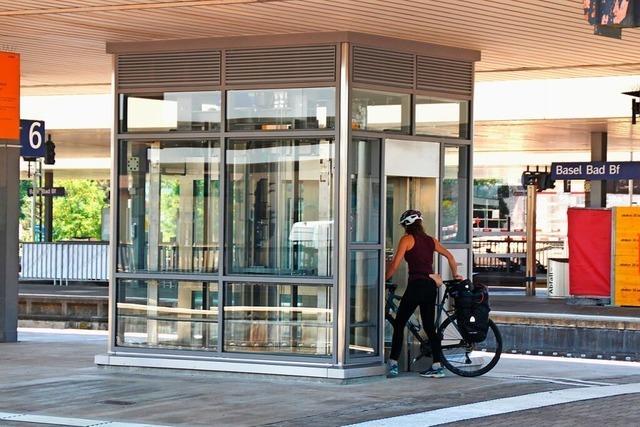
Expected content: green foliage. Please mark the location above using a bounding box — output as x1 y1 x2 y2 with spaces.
19 180 34 241
18 181 31 220
160 178 180 243
51 179 108 241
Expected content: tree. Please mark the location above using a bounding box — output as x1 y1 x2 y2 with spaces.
19 180 34 241
52 179 108 241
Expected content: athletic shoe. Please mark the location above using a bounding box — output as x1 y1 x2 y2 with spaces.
419 367 445 378
388 363 399 378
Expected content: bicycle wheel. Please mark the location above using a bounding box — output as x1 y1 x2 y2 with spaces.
437 315 502 377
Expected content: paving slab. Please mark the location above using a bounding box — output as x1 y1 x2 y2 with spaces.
441 393 640 426
2 329 640 426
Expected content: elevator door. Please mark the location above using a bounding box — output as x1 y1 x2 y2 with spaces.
385 177 438 292
384 139 440 370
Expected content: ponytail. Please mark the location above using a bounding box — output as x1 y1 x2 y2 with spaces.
403 220 428 238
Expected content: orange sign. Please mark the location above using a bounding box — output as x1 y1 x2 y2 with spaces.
0 51 20 140
613 207 640 306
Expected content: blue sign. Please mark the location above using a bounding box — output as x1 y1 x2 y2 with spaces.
20 119 45 159
551 162 640 180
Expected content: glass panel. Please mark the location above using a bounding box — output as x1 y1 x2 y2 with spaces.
227 87 335 131
349 250 380 356
351 89 410 133
117 139 220 272
227 139 334 276
350 138 381 243
442 145 469 243
224 283 332 356
416 96 469 139
120 92 221 133
116 279 218 350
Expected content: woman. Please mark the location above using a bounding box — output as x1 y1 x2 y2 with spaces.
385 209 463 378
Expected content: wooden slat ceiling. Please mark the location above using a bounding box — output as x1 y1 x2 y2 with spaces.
3 0 640 94
475 118 640 153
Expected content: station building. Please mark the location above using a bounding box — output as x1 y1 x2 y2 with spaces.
5 0 640 374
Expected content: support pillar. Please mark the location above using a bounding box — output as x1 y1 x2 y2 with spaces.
44 170 53 242
589 132 607 208
525 184 537 296
0 141 20 342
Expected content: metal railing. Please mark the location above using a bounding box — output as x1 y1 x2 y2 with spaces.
473 239 564 273
20 241 109 285
117 244 219 272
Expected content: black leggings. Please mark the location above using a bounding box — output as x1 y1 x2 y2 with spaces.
390 278 441 363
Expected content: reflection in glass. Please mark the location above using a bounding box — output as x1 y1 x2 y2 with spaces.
349 251 379 356
416 97 469 139
442 146 469 243
227 88 335 131
118 139 220 272
351 89 410 133
350 138 381 243
116 279 218 350
120 92 221 133
227 139 334 276
224 283 332 356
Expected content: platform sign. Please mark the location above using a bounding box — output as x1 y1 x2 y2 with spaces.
27 187 65 197
20 119 45 159
613 207 640 307
0 51 20 140
551 162 640 181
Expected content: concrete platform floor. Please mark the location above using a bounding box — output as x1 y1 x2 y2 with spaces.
2 329 640 426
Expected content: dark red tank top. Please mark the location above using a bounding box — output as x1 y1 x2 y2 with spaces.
404 233 435 281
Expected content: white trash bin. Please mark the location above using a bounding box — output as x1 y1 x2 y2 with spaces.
547 258 570 298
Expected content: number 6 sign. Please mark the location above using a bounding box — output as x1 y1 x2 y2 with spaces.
20 119 46 160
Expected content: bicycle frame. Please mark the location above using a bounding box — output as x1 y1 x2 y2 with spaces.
385 282 462 357
385 283 453 332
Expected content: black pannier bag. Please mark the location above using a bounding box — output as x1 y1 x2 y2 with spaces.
449 280 491 343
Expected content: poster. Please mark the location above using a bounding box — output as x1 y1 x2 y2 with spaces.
613 207 640 306
0 51 20 140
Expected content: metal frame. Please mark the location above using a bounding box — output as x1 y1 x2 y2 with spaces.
344 135 385 365
111 42 342 366
106 31 480 62
108 56 118 353
106 32 478 374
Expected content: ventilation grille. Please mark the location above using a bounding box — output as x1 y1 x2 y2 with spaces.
225 45 336 84
352 46 415 89
117 51 221 89
417 56 472 96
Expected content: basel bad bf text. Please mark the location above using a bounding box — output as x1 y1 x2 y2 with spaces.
551 162 640 181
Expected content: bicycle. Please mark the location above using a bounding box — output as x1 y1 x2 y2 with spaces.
385 279 502 377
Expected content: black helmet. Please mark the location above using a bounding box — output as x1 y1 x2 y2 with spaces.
399 209 423 226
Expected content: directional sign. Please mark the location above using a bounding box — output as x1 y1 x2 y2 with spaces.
551 162 640 181
20 119 46 159
28 187 66 197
